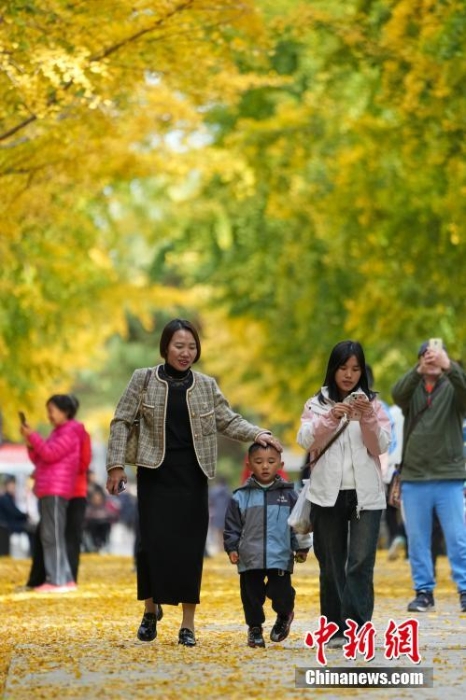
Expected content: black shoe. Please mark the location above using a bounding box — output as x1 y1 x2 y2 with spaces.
407 590 435 612
156 604 163 622
270 611 294 642
137 612 157 641
248 626 266 648
178 628 196 647
460 591 466 612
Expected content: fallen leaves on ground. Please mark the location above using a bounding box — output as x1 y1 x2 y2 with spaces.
0 550 463 698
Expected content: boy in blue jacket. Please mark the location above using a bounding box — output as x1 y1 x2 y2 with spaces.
224 443 311 648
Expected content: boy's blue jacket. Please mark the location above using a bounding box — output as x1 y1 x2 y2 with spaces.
223 476 309 573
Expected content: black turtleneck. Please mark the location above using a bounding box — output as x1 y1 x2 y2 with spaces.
163 363 191 381
160 363 194 451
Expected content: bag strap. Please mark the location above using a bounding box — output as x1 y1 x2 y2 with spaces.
134 368 152 418
309 418 350 468
397 379 447 473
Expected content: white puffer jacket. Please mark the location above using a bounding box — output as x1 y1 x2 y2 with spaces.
297 388 391 512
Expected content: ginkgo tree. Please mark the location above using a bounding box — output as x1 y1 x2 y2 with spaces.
1 0 464 441
126 0 465 433
0 0 276 433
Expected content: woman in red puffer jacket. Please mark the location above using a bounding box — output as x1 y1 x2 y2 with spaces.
21 395 81 592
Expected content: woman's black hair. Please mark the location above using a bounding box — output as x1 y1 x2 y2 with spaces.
318 340 375 404
159 318 201 363
46 394 79 419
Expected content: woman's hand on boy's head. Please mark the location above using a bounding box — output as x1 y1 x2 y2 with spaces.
229 551 239 564
256 432 283 452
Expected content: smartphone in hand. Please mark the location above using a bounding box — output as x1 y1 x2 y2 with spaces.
428 338 443 352
349 391 368 402
18 411 27 426
346 391 368 420
117 479 127 494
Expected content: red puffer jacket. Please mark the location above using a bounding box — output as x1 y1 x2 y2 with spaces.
28 420 81 499
69 420 92 499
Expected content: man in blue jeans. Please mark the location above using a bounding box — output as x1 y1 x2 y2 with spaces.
392 340 466 613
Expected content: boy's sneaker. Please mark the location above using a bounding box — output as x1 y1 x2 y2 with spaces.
407 590 435 612
270 612 294 642
460 591 466 612
248 626 265 648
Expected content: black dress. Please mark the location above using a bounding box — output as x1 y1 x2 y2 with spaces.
136 364 209 605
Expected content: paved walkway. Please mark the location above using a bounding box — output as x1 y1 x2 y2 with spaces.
1 553 465 699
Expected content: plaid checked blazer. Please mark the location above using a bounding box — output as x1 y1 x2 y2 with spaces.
106 365 269 478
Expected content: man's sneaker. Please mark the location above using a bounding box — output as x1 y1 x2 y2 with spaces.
137 612 157 642
247 626 265 648
460 591 466 612
270 612 294 642
407 590 435 612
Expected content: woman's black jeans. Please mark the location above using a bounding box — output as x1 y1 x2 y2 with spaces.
311 490 382 635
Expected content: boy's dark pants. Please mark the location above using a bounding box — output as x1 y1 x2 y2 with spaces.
240 569 295 627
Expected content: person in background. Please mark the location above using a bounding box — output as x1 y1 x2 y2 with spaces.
25 396 91 588
208 476 232 555
392 340 466 613
0 475 36 555
224 443 311 648
83 488 119 552
87 469 106 500
65 396 92 580
365 364 407 560
105 318 282 647
297 340 391 647
21 395 81 592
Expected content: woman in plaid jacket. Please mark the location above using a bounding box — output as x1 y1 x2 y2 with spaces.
106 318 281 647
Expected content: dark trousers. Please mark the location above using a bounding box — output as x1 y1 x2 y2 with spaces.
385 500 406 545
240 569 295 628
65 498 87 581
312 490 382 634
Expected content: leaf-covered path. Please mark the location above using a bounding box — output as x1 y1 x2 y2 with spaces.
1 552 465 698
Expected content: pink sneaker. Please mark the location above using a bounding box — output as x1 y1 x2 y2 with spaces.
34 583 70 593
65 581 77 590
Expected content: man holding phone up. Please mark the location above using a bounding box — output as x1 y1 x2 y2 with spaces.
392 339 466 613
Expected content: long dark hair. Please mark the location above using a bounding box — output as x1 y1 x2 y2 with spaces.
159 318 201 363
318 340 375 404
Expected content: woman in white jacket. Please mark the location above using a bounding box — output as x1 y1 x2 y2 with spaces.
297 340 391 646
